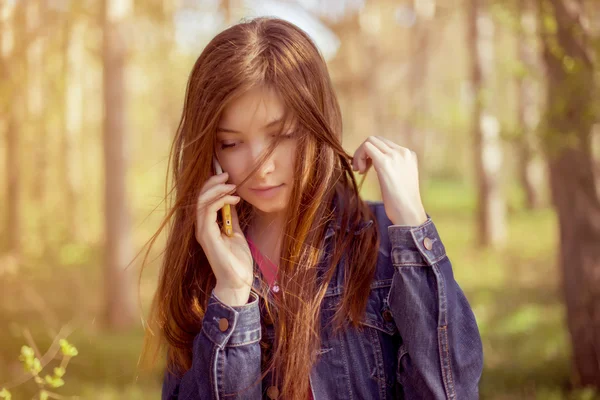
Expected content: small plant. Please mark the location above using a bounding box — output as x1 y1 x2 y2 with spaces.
0 338 79 400
0 388 11 400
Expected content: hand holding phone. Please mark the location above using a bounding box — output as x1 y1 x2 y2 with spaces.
213 158 233 237
194 157 253 306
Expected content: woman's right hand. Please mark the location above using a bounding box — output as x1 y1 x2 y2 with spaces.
195 171 254 306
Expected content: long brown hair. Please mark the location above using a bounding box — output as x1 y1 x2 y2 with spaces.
138 17 380 399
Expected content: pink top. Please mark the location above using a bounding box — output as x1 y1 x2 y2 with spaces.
246 237 314 400
246 237 279 291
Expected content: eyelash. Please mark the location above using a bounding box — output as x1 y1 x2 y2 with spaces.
219 132 295 150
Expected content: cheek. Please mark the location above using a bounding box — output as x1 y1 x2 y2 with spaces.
218 155 247 184
280 141 298 172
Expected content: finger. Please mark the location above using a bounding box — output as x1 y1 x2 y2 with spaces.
198 183 237 207
196 187 239 233
362 141 384 171
351 154 358 171
368 136 393 154
353 146 369 173
374 136 402 150
202 172 230 191
204 194 241 217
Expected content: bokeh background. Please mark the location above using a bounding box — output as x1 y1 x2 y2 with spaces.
1 0 600 399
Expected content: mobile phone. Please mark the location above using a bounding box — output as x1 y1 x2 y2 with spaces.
213 156 233 237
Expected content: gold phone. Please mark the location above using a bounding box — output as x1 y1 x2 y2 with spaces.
213 157 233 237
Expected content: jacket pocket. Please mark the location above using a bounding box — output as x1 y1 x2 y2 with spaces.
359 286 401 392
396 342 409 384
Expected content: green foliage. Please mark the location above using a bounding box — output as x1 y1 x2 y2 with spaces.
4 339 78 399
19 346 42 375
59 339 79 357
0 388 12 399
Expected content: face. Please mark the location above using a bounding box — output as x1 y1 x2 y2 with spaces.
215 86 298 216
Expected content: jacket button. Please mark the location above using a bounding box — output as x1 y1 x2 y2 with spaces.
218 318 229 332
382 309 394 322
267 385 279 399
423 237 433 250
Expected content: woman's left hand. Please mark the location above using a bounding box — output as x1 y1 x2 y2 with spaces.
351 136 428 227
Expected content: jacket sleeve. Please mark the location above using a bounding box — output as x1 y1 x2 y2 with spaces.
386 214 483 400
162 289 263 399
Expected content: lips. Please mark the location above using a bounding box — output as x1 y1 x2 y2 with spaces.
252 184 282 191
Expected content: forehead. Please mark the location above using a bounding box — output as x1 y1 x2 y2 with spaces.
219 86 289 130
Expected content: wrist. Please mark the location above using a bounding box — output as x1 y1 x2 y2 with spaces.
213 283 252 307
391 206 428 226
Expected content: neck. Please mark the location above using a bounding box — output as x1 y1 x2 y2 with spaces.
246 209 286 261
250 208 285 235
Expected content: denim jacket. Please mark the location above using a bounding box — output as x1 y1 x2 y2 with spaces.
162 195 483 399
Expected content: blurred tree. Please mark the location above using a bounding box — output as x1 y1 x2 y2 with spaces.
323 2 401 155
27 0 49 255
102 0 135 329
1 0 22 256
405 1 433 165
516 0 545 210
467 0 507 247
538 0 600 387
326 11 380 145
59 9 86 244
221 0 234 25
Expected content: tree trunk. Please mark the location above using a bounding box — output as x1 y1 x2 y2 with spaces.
517 0 545 210
27 0 48 256
405 15 431 165
60 18 85 243
539 0 600 387
467 0 507 247
2 0 24 256
102 0 135 329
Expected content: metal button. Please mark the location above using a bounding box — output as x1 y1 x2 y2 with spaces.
267 385 279 399
218 318 229 332
382 309 394 322
423 237 433 250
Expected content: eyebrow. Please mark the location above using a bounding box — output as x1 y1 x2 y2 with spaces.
216 117 285 134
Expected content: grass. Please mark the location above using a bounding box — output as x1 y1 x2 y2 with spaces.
1 179 597 399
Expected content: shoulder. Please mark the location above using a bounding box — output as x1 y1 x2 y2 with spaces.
362 200 396 281
365 200 394 257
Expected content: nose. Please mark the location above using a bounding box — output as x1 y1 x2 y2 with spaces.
250 142 276 179
256 154 275 179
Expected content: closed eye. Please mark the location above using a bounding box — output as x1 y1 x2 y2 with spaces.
219 131 295 150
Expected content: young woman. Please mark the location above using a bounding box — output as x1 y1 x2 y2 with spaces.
139 16 483 400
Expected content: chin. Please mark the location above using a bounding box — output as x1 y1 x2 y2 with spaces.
243 189 289 214
252 204 287 215
249 198 288 213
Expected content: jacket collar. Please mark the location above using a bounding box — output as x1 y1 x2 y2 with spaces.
250 190 373 293
323 190 374 241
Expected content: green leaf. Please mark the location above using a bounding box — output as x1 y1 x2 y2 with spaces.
31 358 42 375
53 367 66 377
0 388 12 400
20 346 35 359
68 346 79 356
44 375 65 388
59 339 79 357
39 390 49 400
